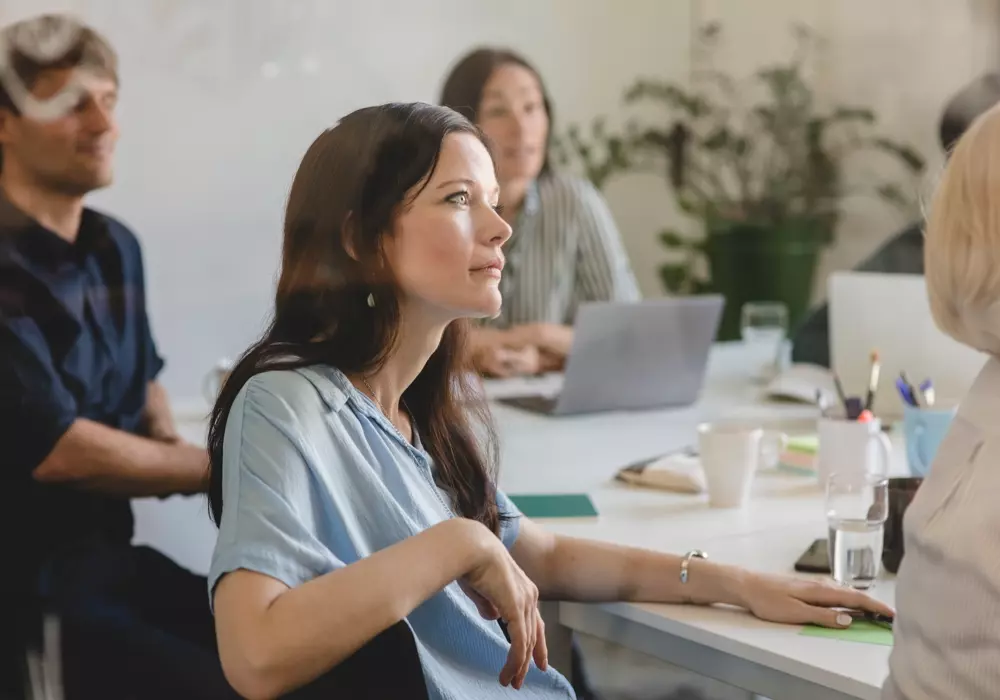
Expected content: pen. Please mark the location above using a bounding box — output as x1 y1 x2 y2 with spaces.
895 376 917 407
864 350 880 411
833 373 849 415
899 372 921 407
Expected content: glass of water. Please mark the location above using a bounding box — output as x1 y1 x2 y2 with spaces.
826 472 889 589
740 301 788 383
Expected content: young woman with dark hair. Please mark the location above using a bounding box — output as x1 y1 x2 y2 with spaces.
207 101 890 700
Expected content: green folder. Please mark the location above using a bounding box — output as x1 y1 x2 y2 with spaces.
508 493 598 519
799 620 893 646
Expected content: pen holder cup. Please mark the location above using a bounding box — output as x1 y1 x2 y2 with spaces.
903 403 956 477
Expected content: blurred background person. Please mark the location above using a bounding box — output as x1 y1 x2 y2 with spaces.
0 14 234 700
441 47 641 378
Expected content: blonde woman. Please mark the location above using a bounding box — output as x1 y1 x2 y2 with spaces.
883 102 1000 699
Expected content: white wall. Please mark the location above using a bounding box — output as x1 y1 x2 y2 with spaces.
5 1 995 398
4 0 691 400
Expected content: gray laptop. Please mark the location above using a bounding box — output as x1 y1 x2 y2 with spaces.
499 295 724 415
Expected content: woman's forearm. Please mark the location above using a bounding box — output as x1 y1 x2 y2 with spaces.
534 535 747 607
215 518 491 700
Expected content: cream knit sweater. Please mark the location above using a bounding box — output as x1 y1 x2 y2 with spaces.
883 357 1000 699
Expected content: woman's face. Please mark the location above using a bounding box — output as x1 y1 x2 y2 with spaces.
382 132 512 322
476 63 549 184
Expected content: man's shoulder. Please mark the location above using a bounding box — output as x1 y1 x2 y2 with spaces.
536 172 602 206
859 223 925 275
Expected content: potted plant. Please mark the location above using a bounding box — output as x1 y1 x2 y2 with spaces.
553 23 926 340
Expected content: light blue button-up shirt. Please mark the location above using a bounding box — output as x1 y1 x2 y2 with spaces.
209 365 574 700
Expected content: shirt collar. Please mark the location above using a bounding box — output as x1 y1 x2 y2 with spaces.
0 191 109 269
296 364 424 451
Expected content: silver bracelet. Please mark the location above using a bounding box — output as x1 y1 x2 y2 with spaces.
680 549 708 584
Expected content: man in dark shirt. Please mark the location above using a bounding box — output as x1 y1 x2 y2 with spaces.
0 15 236 699
791 72 1000 367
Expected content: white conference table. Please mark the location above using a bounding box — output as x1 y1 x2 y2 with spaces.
480 346 898 700
143 343 900 700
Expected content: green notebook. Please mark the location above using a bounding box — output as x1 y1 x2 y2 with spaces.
799 620 893 646
508 494 598 519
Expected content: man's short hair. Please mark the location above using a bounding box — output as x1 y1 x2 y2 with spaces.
938 73 1000 153
0 14 118 169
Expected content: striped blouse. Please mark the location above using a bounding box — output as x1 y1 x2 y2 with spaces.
489 173 641 328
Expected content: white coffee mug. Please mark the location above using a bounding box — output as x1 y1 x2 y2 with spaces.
816 416 892 484
698 422 763 508
202 358 234 404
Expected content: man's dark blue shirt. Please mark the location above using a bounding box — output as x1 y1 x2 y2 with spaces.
0 195 164 586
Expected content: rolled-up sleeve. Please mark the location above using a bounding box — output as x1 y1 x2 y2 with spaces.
573 180 642 306
208 378 343 608
0 317 78 475
495 488 522 550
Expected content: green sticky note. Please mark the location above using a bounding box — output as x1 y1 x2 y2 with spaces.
785 435 819 454
508 494 598 519
800 620 893 646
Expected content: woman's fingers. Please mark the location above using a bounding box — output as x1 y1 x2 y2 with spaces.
499 614 529 687
513 612 532 689
798 581 895 618
807 604 858 629
533 610 549 672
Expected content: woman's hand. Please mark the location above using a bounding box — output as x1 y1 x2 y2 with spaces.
737 571 895 628
460 531 548 689
474 343 543 378
504 323 574 360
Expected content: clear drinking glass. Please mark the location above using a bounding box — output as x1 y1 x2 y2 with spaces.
740 301 789 383
825 472 889 589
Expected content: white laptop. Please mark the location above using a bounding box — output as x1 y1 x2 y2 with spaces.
828 272 988 418
498 296 723 415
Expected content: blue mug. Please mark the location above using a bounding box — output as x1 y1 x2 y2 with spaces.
903 404 956 476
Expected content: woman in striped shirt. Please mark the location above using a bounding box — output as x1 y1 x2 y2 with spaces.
441 48 642 377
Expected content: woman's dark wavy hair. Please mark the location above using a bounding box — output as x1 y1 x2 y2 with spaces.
439 46 553 176
207 102 503 534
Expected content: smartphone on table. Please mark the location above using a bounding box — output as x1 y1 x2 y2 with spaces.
794 538 831 574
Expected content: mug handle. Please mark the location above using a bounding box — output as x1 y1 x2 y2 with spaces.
870 431 893 476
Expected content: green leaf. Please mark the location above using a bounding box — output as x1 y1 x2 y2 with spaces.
871 138 926 172
659 229 693 249
827 106 876 124
659 262 692 293
624 80 709 117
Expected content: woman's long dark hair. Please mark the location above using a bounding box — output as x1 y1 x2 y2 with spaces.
439 47 553 176
207 102 502 534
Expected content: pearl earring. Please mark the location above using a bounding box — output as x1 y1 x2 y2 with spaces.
366 292 375 308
